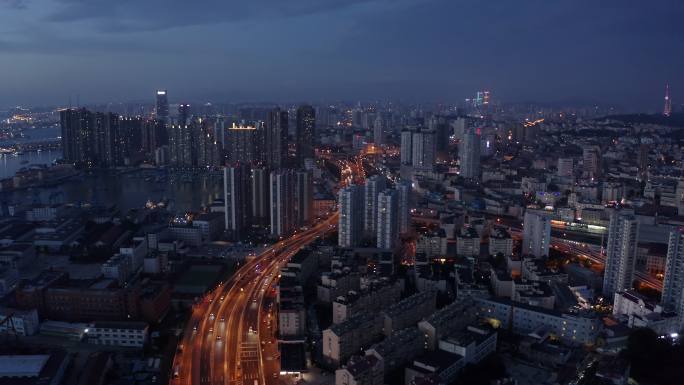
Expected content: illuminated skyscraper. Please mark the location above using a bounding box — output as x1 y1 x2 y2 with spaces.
61 108 92 165
226 122 262 164
295 105 315 166
664 83 672 117
265 108 289 169
168 123 193 167
178 103 191 125
155 90 169 122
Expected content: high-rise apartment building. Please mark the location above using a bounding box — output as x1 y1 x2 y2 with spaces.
270 169 295 237
460 127 481 179
251 167 270 228
411 129 436 171
60 108 134 168
265 108 289 169
296 105 315 166
662 228 684 313
364 175 387 238
226 122 263 165
373 116 385 146
522 210 551 258
338 185 364 248
224 165 252 240
294 170 314 228
396 180 413 234
377 189 398 249
400 129 413 165
582 146 601 179
168 123 193 167
602 210 639 298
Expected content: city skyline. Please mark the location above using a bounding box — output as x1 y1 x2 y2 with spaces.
2 2 684 385
0 1 682 110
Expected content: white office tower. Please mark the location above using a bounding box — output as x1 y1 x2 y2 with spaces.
602 210 639 298
396 179 413 234
374 116 385 146
411 129 436 170
522 211 551 258
270 170 294 237
662 229 684 315
460 127 481 179
376 189 398 249
400 129 413 165
338 185 364 248
557 158 574 177
364 175 387 238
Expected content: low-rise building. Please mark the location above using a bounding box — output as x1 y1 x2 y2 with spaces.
612 290 679 334
456 227 480 257
168 224 203 247
365 326 425 374
476 297 601 345
85 321 149 348
437 325 497 365
318 269 361 304
416 230 448 258
322 313 382 367
333 279 403 324
488 227 513 256
335 355 384 385
191 212 224 242
404 350 463 385
0 308 39 336
418 298 477 350
382 290 437 336
0 351 70 385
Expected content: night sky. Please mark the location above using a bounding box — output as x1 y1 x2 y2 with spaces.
1 0 682 110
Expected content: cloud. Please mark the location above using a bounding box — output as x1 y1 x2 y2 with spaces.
0 0 27 9
45 0 383 32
